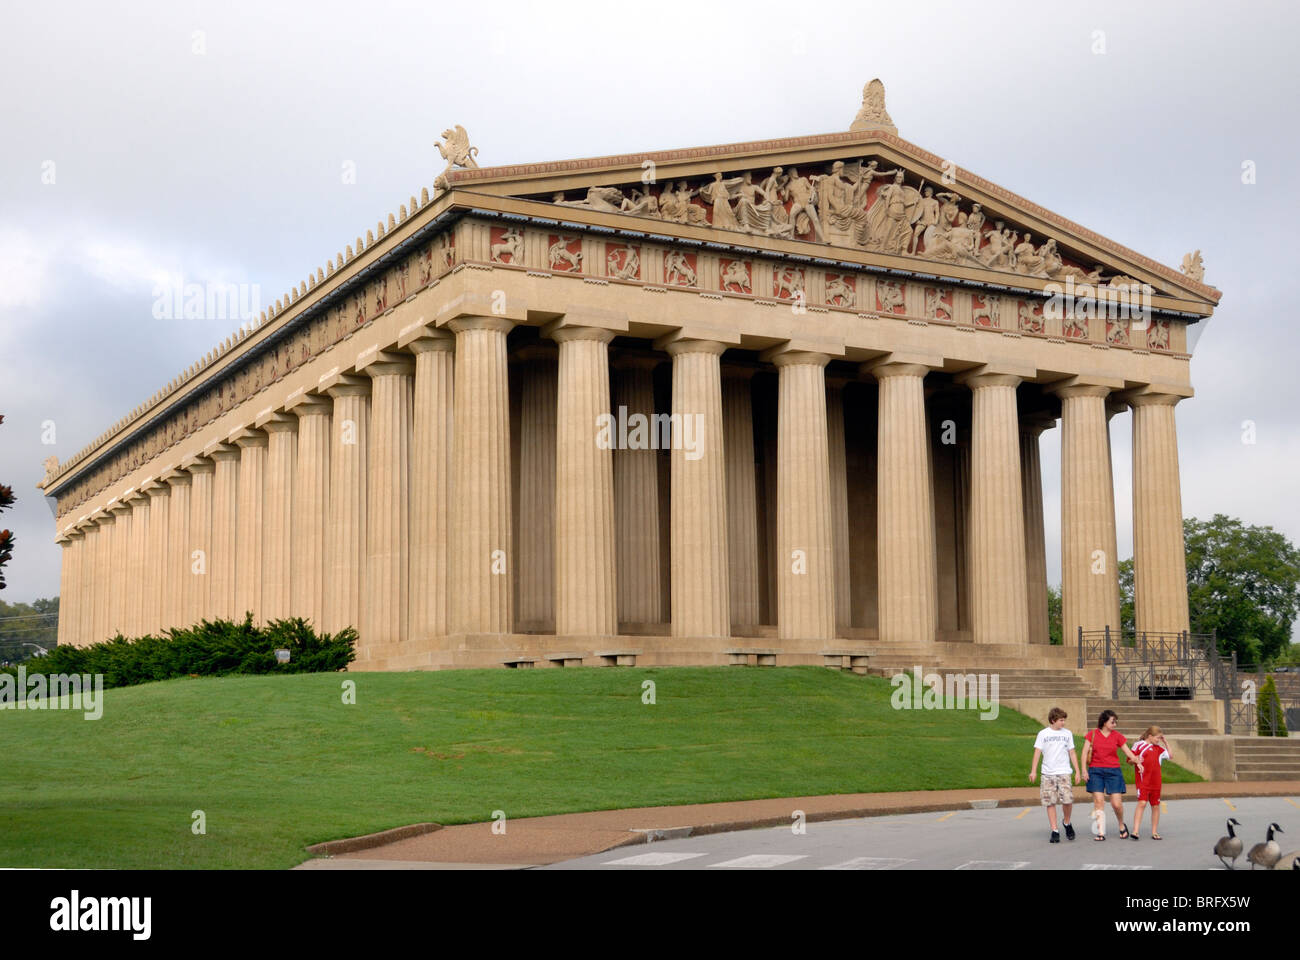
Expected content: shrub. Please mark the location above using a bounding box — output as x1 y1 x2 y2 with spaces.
1257 675 1289 737
0 615 355 689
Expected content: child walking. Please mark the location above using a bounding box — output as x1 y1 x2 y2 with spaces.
1029 707 1082 843
1130 726 1171 840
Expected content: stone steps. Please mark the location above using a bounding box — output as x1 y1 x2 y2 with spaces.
1234 737 1300 779
1087 699 1218 736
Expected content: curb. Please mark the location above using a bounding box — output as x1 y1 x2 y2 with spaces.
305 822 442 856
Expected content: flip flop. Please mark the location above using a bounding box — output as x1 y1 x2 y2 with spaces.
1093 835 1105 841
1118 826 1130 839
1151 834 1162 840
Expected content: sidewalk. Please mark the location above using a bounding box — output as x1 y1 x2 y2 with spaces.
294 780 1300 869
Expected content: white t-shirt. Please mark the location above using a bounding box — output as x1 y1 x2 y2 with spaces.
1034 726 1076 776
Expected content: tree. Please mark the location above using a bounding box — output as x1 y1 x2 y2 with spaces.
1117 558 1135 636
0 415 13 591
1257 675 1289 737
1185 515 1300 666
1047 584 1062 645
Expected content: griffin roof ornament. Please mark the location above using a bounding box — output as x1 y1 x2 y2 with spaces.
1180 249 1205 283
850 78 896 134
433 124 479 194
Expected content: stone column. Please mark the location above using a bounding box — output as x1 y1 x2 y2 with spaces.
449 316 514 635
402 328 454 639
869 360 938 644
78 520 96 642
125 492 148 635
57 532 78 646
324 375 370 634
613 355 662 625
361 353 415 650
108 501 132 636
207 443 240 621
1052 383 1122 641
1020 419 1053 643
287 395 331 631
163 470 192 632
186 458 215 626
1129 392 1191 635
722 367 761 628
232 430 268 623
663 337 730 639
144 482 170 634
959 371 1029 645
260 414 298 623
514 344 557 630
771 349 836 643
551 325 618 637
826 378 852 632
91 515 114 642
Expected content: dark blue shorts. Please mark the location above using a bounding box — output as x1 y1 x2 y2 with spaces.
1086 767 1126 795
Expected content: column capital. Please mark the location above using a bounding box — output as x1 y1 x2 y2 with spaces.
229 427 269 449
203 441 241 462
864 360 931 381
446 314 515 336
543 322 616 345
142 481 169 499
653 327 739 354
542 307 628 340
397 320 453 353
62 526 83 541
285 389 333 416
955 361 1033 390
356 347 415 378
123 486 148 505
254 409 299 432
107 499 132 516
761 346 831 368
182 455 216 475
162 467 193 487
1121 385 1192 408
319 371 371 398
657 336 729 358
1045 375 1122 400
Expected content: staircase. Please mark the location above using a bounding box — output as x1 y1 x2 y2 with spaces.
1233 737 1300 780
1086 698 1218 737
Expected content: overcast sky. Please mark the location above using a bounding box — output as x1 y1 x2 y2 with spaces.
2 0 1297 609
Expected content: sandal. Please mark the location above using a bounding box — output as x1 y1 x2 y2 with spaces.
1118 825 1130 839
1151 834 1162 840
1093 835 1105 841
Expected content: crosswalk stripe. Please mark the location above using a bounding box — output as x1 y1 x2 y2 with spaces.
1082 863 1154 870
603 852 706 866
953 860 1029 870
707 854 807 869
820 857 916 870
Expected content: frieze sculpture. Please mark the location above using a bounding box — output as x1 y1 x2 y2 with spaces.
850 78 896 133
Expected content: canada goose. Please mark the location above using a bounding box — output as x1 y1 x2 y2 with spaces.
1246 822 1284 870
1214 818 1243 869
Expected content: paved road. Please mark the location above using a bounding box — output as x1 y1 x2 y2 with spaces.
542 796 1300 870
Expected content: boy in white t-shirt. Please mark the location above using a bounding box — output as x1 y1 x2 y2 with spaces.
1029 707 1082 843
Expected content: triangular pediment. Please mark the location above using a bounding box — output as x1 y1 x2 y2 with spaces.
445 129 1218 315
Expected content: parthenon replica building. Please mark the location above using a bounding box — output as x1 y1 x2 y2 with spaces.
41 82 1221 669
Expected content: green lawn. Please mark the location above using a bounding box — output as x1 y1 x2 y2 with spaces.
0 667 1199 869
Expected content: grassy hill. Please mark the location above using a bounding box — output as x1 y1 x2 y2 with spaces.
0 667 1199 869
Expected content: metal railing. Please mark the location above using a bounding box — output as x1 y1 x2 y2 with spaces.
1076 627 1215 667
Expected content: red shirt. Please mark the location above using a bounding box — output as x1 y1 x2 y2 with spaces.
1085 728 1127 768
1131 740 1166 788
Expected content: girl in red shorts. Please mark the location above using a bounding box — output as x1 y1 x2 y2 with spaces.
1130 726 1171 840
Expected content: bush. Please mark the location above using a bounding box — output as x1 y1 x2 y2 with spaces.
1257 675 1289 737
0 615 355 689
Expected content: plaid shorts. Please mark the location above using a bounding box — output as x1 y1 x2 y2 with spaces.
1039 774 1073 805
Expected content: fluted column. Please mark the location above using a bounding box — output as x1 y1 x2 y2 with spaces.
403 330 454 639
869 361 938 644
143 483 170 634
663 337 730 638
360 354 414 650
186 459 214 625
613 355 663 625
551 325 618 637
57 532 78 646
107 501 132 636
125 493 148 634
960 371 1029 644
514 345 557 629
260 414 297 623
288 396 331 631
78 521 96 642
1130 392 1191 635
232 430 267 623
163 471 191 631
449 316 514 635
1020 420 1053 643
1052 383 1122 640
325 376 370 634
722 367 761 628
826 378 852 632
771 350 836 642
207 444 240 621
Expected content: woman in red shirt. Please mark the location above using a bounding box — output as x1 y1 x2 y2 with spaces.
1080 710 1145 840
